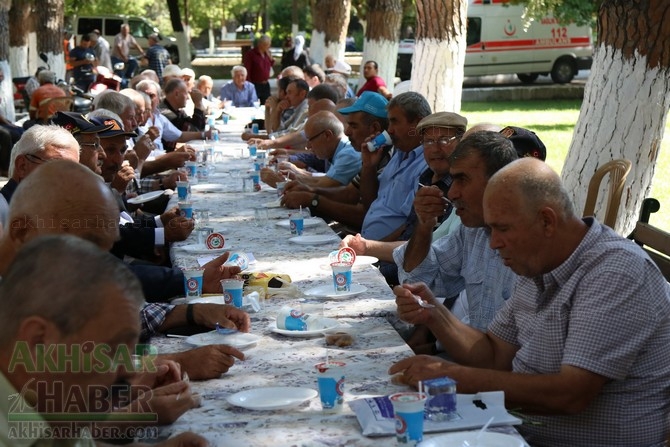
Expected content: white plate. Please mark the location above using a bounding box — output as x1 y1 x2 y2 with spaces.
271 318 340 337
184 331 261 350
179 243 230 254
227 387 318 411
418 432 525 447
263 199 283 208
289 235 340 245
355 255 379 266
275 217 321 228
191 183 226 193
126 190 165 204
304 283 368 299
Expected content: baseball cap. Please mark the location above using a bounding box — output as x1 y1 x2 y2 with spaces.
163 64 182 78
330 60 351 76
500 126 547 161
338 91 388 118
51 111 114 135
416 112 467 134
89 116 137 138
181 67 195 79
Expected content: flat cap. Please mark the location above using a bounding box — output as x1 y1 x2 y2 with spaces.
416 112 467 134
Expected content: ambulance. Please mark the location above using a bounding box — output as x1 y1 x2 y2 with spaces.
396 0 593 84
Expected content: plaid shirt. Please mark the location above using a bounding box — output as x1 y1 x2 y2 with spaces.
140 302 175 342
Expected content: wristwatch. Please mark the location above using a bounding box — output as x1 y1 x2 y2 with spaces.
309 194 319 213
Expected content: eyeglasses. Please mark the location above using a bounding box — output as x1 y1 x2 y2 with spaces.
307 130 328 143
24 153 46 164
80 141 103 151
423 135 462 148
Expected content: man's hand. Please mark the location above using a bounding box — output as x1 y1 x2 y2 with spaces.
162 171 186 190
128 357 182 390
190 89 204 110
124 150 140 169
111 164 135 193
394 283 439 326
259 167 284 188
340 233 368 255
164 216 194 242
193 303 251 332
284 181 313 194
134 134 155 161
130 380 200 425
388 354 453 387
202 252 242 293
360 134 386 167
146 125 160 141
156 151 192 170
160 206 181 226
413 185 447 228
167 345 245 380
281 190 311 209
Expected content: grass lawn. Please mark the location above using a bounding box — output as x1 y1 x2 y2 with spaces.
461 99 670 231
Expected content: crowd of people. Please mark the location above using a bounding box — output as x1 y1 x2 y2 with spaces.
0 29 669 447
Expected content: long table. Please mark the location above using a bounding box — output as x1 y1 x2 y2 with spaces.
150 108 527 446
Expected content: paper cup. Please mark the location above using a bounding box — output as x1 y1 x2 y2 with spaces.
289 213 304 235
331 262 352 293
315 361 346 412
221 278 245 308
248 145 258 157
390 392 427 446
276 181 286 197
185 161 197 178
195 227 214 246
222 115 229 124
178 201 193 219
176 180 189 200
182 268 204 299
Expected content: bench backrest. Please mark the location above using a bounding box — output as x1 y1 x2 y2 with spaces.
629 198 670 281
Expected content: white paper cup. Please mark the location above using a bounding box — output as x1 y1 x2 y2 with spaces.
390 392 427 446
315 361 346 412
331 262 352 293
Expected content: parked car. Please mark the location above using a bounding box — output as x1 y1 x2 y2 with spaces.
72 15 191 64
397 0 593 84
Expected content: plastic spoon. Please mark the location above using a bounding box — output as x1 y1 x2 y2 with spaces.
463 416 495 446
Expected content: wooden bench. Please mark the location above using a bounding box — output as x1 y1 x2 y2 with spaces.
628 198 670 281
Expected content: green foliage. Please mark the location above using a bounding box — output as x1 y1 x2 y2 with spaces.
508 0 600 27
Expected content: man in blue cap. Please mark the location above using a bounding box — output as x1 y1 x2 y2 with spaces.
281 91 395 233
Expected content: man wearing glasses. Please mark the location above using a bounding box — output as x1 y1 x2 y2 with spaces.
51 111 113 175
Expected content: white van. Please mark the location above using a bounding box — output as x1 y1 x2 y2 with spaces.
397 0 593 84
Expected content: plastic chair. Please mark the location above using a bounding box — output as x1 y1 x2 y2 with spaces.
582 159 632 228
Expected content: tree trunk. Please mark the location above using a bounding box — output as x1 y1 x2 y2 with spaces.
561 0 670 235
35 0 65 81
0 0 13 121
359 0 402 92
292 0 299 37
167 0 192 68
9 0 32 78
309 0 351 66
410 0 467 112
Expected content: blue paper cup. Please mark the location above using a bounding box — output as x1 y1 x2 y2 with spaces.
176 181 189 200
390 392 427 447
222 115 229 124
182 268 204 299
178 201 193 219
289 214 304 235
315 361 346 412
249 145 257 157
185 161 197 178
331 262 352 293
221 279 245 308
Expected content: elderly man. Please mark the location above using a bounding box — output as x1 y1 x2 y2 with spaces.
28 70 67 121
272 111 361 188
196 75 222 113
281 91 392 231
159 78 206 134
219 65 258 107
0 235 208 446
112 23 143 81
243 34 274 104
0 124 79 205
0 160 249 380
51 111 113 175
390 158 670 447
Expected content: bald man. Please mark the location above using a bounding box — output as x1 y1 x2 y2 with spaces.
390 158 670 447
0 160 248 380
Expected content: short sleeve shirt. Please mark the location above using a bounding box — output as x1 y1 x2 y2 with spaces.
325 139 362 185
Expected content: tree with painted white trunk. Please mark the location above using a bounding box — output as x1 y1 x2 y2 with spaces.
409 0 467 113
9 0 34 79
309 0 351 67
35 0 66 82
358 0 402 93
0 0 13 122
558 0 670 235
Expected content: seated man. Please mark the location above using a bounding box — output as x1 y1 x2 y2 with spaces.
0 160 249 380
159 78 206 135
267 111 361 189
196 74 222 113
0 235 207 446
28 70 67 122
219 65 258 107
390 158 670 446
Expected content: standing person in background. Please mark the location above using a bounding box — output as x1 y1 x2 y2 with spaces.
281 35 310 71
69 34 97 92
90 29 112 70
145 33 171 80
112 24 143 81
243 35 274 104
357 60 392 99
